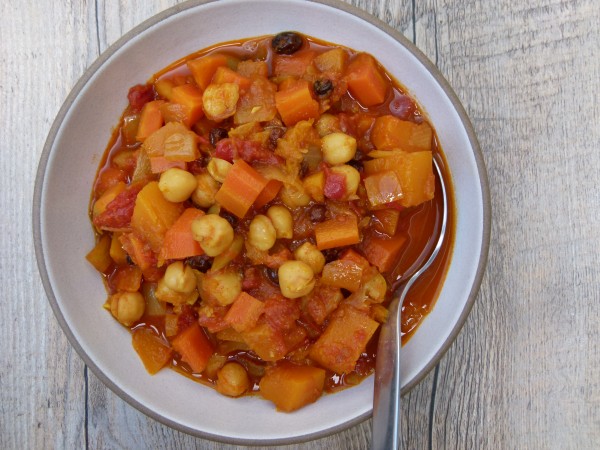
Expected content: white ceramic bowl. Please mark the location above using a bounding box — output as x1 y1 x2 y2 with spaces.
34 0 490 445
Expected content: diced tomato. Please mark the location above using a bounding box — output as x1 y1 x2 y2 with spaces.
214 138 283 165
390 94 416 120
119 233 156 271
263 295 300 332
128 84 155 113
197 306 229 333
177 305 199 332
93 185 142 230
242 266 262 290
94 167 128 197
323 166 347 200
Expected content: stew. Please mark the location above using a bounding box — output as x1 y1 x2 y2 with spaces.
86 32 453 412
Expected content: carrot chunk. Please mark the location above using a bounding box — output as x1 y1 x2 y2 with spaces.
259 362 326 412
187 54 229 90
211 66 252 91
275 80 319 126
314 215 360 250
215 159 269 218
224 292 265 332
159 207 205 262
361 231 407 273
136 100 165 142
170 84 205 127
171 322 214 373
254 179 283 209
345 53 388 107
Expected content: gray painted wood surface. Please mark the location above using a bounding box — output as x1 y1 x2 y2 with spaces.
1 0 598 448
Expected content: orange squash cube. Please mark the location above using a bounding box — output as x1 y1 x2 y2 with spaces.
309 305 379 373
259 362 326 412
224 292 265 332
187 54 229 90
371 115 433 152
170 84 205 127
132 328 173 375
363 150 435 207
321 260 364 292
130 182 184 253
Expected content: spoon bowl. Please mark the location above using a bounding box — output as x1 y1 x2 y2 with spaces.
371 157 448 450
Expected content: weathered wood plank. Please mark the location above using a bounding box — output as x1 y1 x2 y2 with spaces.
0 0 99 448
429 0 600 448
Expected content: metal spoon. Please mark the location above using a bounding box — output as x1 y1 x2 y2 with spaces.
371 157 448 450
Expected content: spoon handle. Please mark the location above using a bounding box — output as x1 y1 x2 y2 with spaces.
371 287 404 450
371 158 448 450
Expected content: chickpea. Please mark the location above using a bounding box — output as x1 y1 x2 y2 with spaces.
321 132 357 165
315 113 341 137
216 362 250 397
330 165 361 199
109 291 145 326
191 214 234 257
155 277 199 306
163 261 197 294
280 183 311 208
207 158 232 183
158 168 197 202
278 260 316 298
191 172 220 208
202 82 240 121
293 242 325 274
207 203 221 215
248 215 277 251
201 269 242 306
266 205 293 239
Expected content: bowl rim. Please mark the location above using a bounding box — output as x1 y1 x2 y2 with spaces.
33 0 491 444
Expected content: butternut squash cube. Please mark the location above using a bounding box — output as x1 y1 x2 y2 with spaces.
309 305 379 373
259 362 326 412
371 115 432 152
130 182 183 252
132 328 173 375
363 150 434 208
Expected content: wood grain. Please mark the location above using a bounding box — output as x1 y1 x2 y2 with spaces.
2 0 599 448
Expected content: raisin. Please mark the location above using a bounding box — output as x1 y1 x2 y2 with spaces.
209 127 228 146
308 204 327 223
220 210 238 227
272 32 303 55
267 127 286 150
263 266 280 285
185 255 212 273
347 159 363 172
314 79 333 97
322 248 342 263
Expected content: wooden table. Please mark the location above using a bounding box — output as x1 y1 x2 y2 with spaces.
2 0 598 448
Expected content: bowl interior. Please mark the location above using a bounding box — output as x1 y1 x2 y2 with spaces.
35 0 488 444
